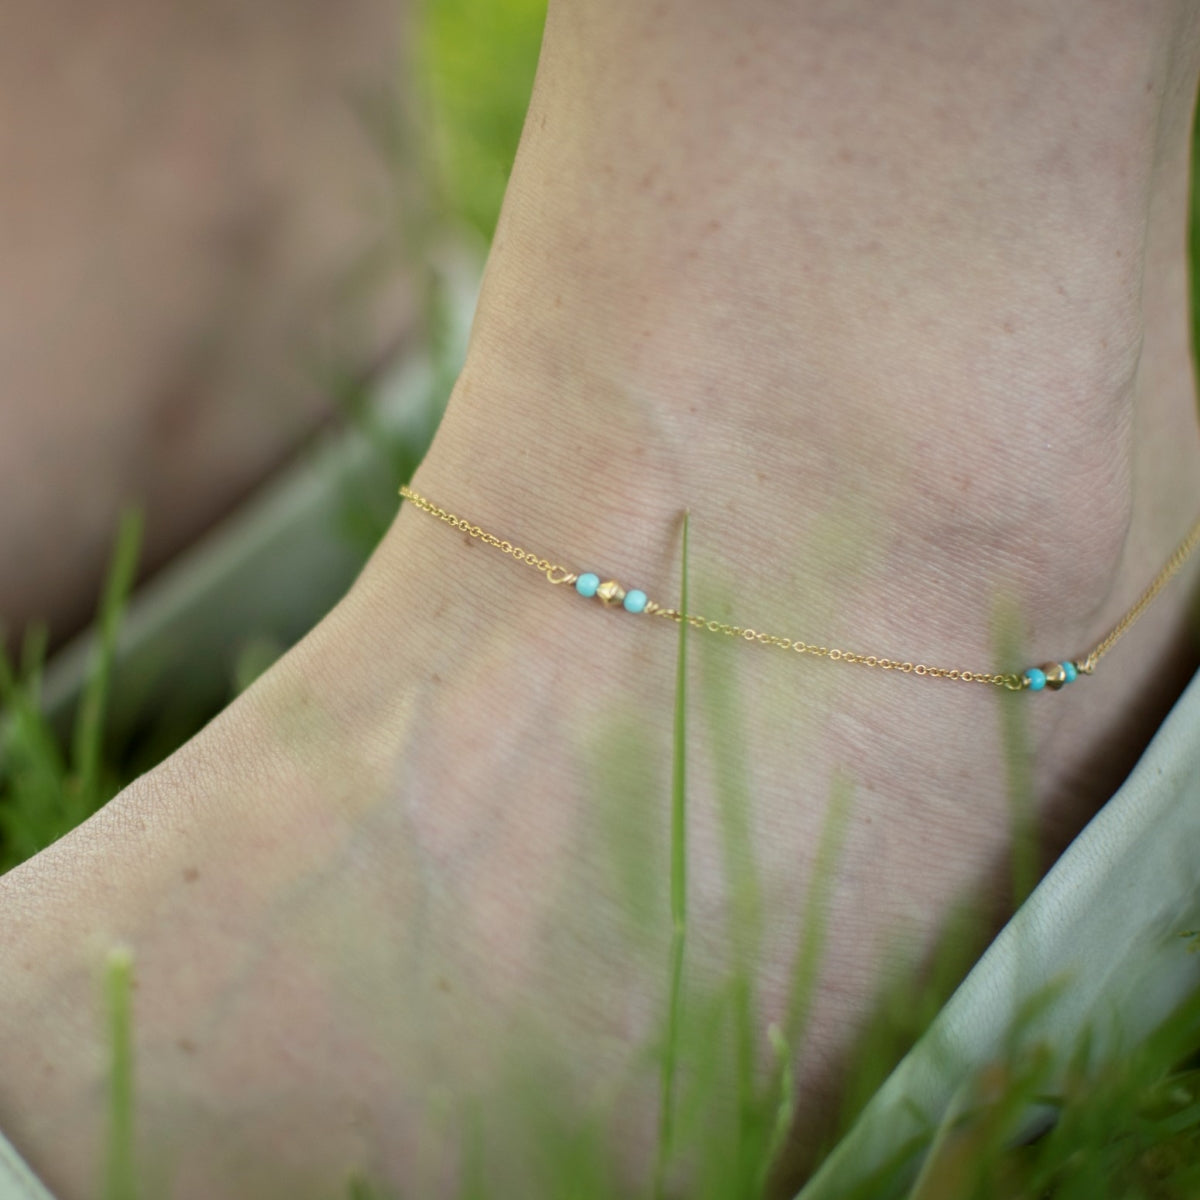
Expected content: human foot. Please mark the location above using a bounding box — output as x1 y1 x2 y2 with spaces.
2 2 1200 1196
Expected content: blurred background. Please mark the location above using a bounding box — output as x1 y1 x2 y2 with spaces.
0 0 547 863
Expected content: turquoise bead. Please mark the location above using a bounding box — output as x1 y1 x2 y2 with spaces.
576 573 600 598
1026 667 1046 691
623 589 648 613
1062 661 1078 683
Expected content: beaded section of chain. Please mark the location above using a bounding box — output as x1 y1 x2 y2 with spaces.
399 485 1200 693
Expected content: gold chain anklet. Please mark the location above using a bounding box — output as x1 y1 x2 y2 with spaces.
399 486 1200 694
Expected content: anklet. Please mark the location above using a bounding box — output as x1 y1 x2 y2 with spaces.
399 486 1200 693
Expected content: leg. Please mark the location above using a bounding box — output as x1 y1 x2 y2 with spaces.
2 1 1199 1195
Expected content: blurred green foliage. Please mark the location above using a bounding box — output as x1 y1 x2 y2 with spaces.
416 0 548 241
0 511 141 869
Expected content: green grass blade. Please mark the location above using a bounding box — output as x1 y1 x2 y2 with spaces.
456 1102 485 1200
71 509 142 818
783 769 854 1053
756 1025 797 1196
346 1175 379 1200
990 596 1037 910
654 510 691 1199
104 946 137 1200
18 623 48 703
900 1082 973 1200
697 617 766 1187
0 631 70 867
757 775 854 1197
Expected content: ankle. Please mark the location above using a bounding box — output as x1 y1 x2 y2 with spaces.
388 0 1200 712
409 333 1143 689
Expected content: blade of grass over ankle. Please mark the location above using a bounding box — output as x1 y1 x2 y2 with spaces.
783 770 855 1055
654 510 690 1200
697 601 766 1185
756 1025 797 1197
991 595 1037 911
104 946 137 1200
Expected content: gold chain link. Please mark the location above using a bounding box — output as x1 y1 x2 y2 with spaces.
398 488 566 579
1076 514 1200 674
399 486 1200 693
636 606 1022 688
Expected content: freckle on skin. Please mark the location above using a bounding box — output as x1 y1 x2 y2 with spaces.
183 867 200 883
431 672 441 684
177 1038 197 1055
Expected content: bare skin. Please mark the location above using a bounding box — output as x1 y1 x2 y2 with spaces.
0 0 415 647
2 1 1200 1196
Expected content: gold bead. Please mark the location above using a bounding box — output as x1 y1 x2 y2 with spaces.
595 579 626 606
1041 662 1067 691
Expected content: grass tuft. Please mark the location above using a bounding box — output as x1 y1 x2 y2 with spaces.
0 508 142 868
